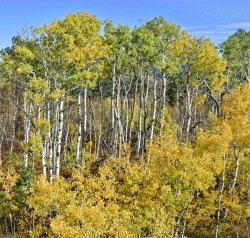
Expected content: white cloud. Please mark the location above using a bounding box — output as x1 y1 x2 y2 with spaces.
182 22 250 45
217 22 250 29
182 25 208 30
190 31 232 45
187 30 234 36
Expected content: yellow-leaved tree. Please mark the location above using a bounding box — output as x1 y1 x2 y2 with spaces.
214 84 250 237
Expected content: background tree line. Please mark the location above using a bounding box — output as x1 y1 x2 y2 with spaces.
0 11 249 237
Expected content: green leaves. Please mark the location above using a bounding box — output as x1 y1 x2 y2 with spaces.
220 29 250 86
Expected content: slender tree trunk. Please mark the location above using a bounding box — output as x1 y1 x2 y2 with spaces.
46 101 53 184
90 98 98 156
9 93 18 159
142 74 149 155
137 68 143 156
75 91 82 165
147 75 157 163
121 74 133 156
128 76 138 146
115 76 125 158
223 144 240 222
110 64 116 155
160 75 167 137
181 219 187 238
23 93 31 168
185 82 192 143
40 97 48 175
89 96 93 155
215 154 227 238
41 140 46 176
9 211 13 234
53 99 59 171
48 136 53 184
174 203 187 238
96 81 103 158
124 94 129 144
176 79 180 124
63 107 71 165
82 87 87 166
55 97 64 176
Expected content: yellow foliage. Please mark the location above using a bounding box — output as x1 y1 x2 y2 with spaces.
15 45 35 59
222 84 250 148
33 118 50 134
170 32 227 92
50 89 65 99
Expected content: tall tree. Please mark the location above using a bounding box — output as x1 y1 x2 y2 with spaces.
103 22 131 156
220 29 250 87
170 32 227 141
34 12 103 173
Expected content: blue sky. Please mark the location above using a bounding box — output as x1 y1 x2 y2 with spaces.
1 0 250 49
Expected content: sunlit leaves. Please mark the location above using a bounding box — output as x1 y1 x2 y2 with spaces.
170 32 227 91
220 29 250 85
222 84 250 148
36 12 103 89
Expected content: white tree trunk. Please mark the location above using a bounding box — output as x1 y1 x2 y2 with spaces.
48 136 53 183
82 87 87 166
137 69 143 156
128 77 138 146
147 76 157 163
96 81 103 158
41 140 47 176
9 93 18 158
223 144 240 222
174 203 187 238
23 93 31 168
53 99 59 171
150 77 157 141
142 74 150 154
215 154 227 238
55 97 64 176
46 101 53 183
160 75 167 137
75 91 82 165
185 82 192 143
109 64 116 155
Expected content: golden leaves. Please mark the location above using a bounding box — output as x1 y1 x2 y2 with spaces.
14 45 35 60
50 89 65 99
221 84 250 148
170 32 227 92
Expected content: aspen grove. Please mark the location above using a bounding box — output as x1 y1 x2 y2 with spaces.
0 12 250 237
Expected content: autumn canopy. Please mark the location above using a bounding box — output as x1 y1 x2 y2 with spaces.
0 12 250 237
